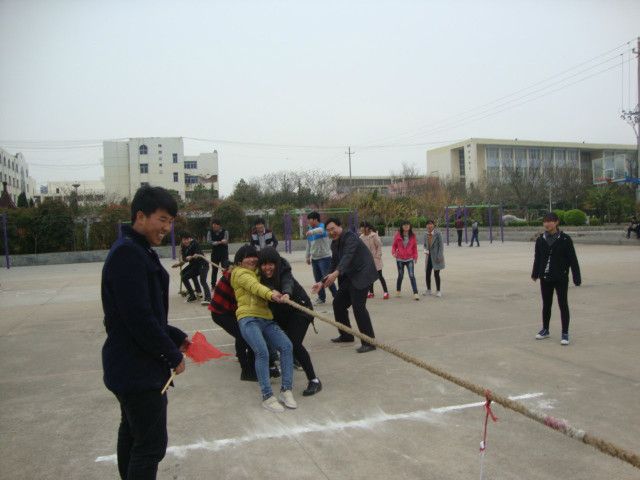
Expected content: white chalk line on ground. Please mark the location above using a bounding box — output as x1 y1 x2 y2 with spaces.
95 392 544 464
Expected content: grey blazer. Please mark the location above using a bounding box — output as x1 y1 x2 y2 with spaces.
423 230 445 270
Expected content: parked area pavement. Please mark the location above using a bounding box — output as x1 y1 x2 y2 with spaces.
0 241 638 479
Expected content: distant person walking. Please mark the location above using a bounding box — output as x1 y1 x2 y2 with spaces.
392 221 419 300
455 216 464 247
423 220 445 297
531 212 581 346
359 221 389 299
469 220 480 247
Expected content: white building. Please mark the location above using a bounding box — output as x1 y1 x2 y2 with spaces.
37 180 105 205
0 147 37 204
103 137 219 201
426 138 637 187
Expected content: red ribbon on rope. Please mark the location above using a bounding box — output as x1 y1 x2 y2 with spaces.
480 390 498 452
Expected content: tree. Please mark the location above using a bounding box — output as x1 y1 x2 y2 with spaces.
230 178 263 207
17 192 28 208
213 199 247 241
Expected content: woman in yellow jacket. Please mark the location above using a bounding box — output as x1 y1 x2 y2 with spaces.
230 245 296 413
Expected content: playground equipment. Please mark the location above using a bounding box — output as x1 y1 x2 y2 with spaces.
444 204 504 246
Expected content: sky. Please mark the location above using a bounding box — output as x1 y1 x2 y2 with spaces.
1 0 639 195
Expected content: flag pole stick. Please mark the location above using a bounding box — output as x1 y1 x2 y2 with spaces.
161 370 177 395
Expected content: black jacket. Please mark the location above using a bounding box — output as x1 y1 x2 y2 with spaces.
331 229 378 290
102 225 187 394
531 231 581 285
181 239 207 268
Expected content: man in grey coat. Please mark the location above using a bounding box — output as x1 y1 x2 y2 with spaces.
313 217 378 353
423 220 445 297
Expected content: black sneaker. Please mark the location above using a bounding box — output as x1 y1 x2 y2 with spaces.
356 344 376 353
535 328 550 340
185 294 197 303
293 359 303 371
331 336 354 343
303 379 323 396
240 370 258 382
269 366 281 378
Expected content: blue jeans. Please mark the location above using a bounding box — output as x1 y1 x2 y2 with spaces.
312 256 337 302
238 317 293 399
396 260 418 294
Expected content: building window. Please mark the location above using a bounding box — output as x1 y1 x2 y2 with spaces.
172 153 178 163
56 188 60 194
486 147 500 181
158 150 162 154
458 149 465 177
184 160 198 169
140 163 149 174
529 148 542 170
141 182 149 187
173 172 179 182
184 174 199 185
158 144 162 148
139 145 148 155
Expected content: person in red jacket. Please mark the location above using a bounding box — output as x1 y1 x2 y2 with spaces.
391 221 419 300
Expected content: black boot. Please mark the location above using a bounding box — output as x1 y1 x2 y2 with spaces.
303 379 323 396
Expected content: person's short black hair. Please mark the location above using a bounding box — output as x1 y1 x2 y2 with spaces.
254 218 266 226
426 219 435 225
234 244 258 265
130 186 178 224
325 217 341 227
543 212 559 222
307 211 321 221
257 246 281 266
179 231 192 240
211 218 221 225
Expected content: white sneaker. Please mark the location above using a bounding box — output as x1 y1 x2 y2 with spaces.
278 390 298 409
422 290 431 296
313 297 325 306
413 293 420 301
436 291 442 298
262 395 285 412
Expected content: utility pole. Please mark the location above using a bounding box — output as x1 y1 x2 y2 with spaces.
346 146 355 193
621 37 640 201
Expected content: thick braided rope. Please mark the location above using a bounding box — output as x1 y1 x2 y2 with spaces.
282 298 640 470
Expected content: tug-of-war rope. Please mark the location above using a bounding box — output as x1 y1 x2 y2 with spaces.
176 255 640 470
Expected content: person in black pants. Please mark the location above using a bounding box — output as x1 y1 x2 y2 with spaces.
313 217 378 353
207 218 230 288
455 216 464 247
180 232 210 304
101 186 187 480
258 247 323 396
531 212 581 346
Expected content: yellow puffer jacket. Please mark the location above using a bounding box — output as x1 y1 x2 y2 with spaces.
230 267 274 321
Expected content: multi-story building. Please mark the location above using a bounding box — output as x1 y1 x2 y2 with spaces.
335 176 394 195
36 180 105 205
426 138 637 187
103 137 219 201
0 147 37 205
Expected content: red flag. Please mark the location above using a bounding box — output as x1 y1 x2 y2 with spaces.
185 331 232 363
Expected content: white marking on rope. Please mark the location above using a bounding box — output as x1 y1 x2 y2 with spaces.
95 392 545 464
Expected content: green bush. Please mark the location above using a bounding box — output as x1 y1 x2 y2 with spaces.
589 216 602 226
213 199 247 242
553 209 566 224
563 209 587 226
510 220 528 227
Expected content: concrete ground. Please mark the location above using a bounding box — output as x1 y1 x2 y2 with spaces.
0 241 638 480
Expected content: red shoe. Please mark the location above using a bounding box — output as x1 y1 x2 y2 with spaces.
383 293 390 300
367 292 374 299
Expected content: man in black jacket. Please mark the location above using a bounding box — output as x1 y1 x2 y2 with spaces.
531 212 581 346
314 217 378 353
102 186 188 480
180 232 210 304
207 218 230 287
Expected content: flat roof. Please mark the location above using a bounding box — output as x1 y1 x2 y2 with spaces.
427 138 636 153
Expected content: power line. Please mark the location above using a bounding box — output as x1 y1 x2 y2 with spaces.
388 56 635 144
358 39 636 146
